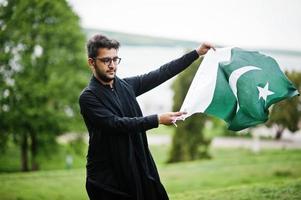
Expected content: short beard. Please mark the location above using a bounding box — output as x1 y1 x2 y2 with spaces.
94 66 114 83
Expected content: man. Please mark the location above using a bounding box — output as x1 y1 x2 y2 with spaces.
79 34 214 200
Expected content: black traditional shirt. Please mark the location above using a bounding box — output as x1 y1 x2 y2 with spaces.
79 50 199 200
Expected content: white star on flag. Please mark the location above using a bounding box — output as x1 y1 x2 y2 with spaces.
257 82 274 101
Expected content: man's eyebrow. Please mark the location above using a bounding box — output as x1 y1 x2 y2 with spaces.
100 56 119 59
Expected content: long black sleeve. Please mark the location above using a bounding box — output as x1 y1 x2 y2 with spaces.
124 50 199 96
79 91 159 134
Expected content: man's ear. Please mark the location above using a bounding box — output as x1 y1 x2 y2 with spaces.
88 58 96 73
88 58 95 66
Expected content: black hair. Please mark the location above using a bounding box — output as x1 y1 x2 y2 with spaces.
86 34 120 58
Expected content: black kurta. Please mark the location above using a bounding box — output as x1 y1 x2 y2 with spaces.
79 50 199 200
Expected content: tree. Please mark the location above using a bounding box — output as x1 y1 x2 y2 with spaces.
266 71 301 139
168 56 211 163
0 0 88 171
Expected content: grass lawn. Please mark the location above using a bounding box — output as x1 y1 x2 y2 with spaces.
0 147 301 200
161 148 301 199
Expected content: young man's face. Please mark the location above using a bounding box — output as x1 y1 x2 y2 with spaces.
90 48 119 83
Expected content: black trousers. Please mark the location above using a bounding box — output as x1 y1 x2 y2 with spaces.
86 178 168 200
86 181 131 200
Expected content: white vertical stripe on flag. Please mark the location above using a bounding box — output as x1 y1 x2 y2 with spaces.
179 47 233 120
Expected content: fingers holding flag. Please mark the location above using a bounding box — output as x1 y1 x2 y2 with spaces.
158 111 187 126
196 42 216 56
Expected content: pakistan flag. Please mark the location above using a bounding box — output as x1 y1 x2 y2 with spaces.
179 47 299 131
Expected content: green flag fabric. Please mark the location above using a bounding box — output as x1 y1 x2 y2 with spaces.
179 47 299 131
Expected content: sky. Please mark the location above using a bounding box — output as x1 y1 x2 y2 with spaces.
68 0 301 51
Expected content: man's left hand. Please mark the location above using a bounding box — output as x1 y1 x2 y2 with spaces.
196 43 216 56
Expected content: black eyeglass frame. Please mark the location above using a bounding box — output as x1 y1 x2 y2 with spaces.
94 56 122 66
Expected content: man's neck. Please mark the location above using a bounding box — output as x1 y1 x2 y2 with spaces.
94 75 114 88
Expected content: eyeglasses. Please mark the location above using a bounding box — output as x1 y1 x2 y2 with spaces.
94 56 121 66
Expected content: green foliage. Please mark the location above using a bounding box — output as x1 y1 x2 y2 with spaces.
0 0 89 171
148 124 174 136
266 71 301 138
0 139 87 172
168 56 211 163
202 117 245 139
67 135 86 156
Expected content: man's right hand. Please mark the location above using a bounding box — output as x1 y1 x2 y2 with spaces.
158 111 187 126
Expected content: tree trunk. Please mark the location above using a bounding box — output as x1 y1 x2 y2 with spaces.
275 126 284 140
30 132 39 171
21 133 29 172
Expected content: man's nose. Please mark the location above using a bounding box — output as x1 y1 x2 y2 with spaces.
108 61 115 68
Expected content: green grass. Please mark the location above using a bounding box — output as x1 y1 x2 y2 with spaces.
170 179 301 200
0 169 87 200
0 147 301 200
160 149 301 197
